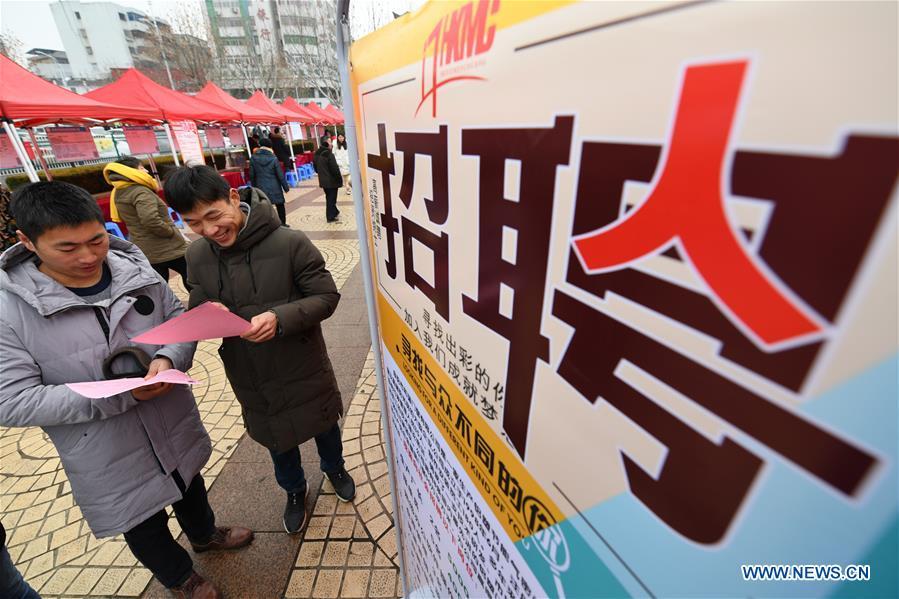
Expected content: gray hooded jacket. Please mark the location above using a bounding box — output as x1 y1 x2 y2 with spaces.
0 237 211 537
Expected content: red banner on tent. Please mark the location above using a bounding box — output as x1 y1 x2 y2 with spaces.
123 126 159 155
0 135 23 169
204 127 225 149
46 126 99 162
224 126 245 146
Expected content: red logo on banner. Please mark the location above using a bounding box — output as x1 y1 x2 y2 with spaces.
417 0 500 118
573 60 826 350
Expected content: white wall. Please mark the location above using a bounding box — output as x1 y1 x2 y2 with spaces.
50 1 136 79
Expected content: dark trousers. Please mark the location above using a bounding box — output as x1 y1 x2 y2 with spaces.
151 256 191 291
123 473 216 588
269 423 345 494
324 188 340 222
275 202 287 226
0 543 39 599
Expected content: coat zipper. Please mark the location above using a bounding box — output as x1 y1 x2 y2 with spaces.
92 307 110 344
95 304 166 475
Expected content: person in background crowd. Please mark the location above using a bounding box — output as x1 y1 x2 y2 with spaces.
334 134 351 196
250 138 291 227
270 126 293 174
103 156 190 289
164 165 356 535
1 522 39 598
0 182 253 599
0 184 18 253
313 135 343 223
248 132 260 153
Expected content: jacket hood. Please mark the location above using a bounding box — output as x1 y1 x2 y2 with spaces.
252 149 278 166
0 236 162 316
225 194 282 254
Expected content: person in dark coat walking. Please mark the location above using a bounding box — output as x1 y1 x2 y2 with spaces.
164 165 356 535
312 135 342 223
250 138 290 226
270 126 293 173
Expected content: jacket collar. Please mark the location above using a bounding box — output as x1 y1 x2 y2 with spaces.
0 236 161 316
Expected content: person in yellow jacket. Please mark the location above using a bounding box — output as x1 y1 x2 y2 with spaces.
103 157 190 288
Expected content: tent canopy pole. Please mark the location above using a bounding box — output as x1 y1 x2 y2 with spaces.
27 127 53 181
241 123 252 159
163 122 180 166
284 122 299 178
335 1 407 595
4 122 39 182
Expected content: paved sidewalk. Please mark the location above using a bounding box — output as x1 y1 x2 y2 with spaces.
0 184 402 598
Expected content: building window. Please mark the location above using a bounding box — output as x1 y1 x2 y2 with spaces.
119 12 126 20
283 35 317 46
217 16 245 28
86 47 93 55
219 37 249 46
75 11 81 18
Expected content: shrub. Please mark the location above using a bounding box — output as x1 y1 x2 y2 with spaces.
6 152 231 193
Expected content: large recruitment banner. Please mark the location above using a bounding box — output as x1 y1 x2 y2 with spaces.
349 2 899 597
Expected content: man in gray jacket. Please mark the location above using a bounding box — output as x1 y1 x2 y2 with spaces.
0 182 252 599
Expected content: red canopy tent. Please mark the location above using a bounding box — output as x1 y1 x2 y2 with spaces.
320 104 345 124
245 91 310 172
87 69 241 167
196 82 282 124
304 102 336 125
0 55 161 124
86 69 240 123
1 55 162 182
246 91 310 124
281 97 318 123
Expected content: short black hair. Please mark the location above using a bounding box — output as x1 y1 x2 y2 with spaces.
273 126 281 134
115 156 142 169
163 165 231 213
320 136 330 146
259 137 273 148
10 181 104 242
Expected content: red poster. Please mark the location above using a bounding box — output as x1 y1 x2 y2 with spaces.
46 126 100 162
123 126 159 155
204 127 225 149
0 135 23 169
225 126 246 146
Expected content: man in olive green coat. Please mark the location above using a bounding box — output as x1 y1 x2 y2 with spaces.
164 165 355 535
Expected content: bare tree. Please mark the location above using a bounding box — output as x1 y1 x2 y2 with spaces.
287 42 341 106
163 4 214 92
209 33 308 100
0 31 25 66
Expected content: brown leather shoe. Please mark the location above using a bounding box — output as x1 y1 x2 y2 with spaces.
190 526 254 554
170 571 222 599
